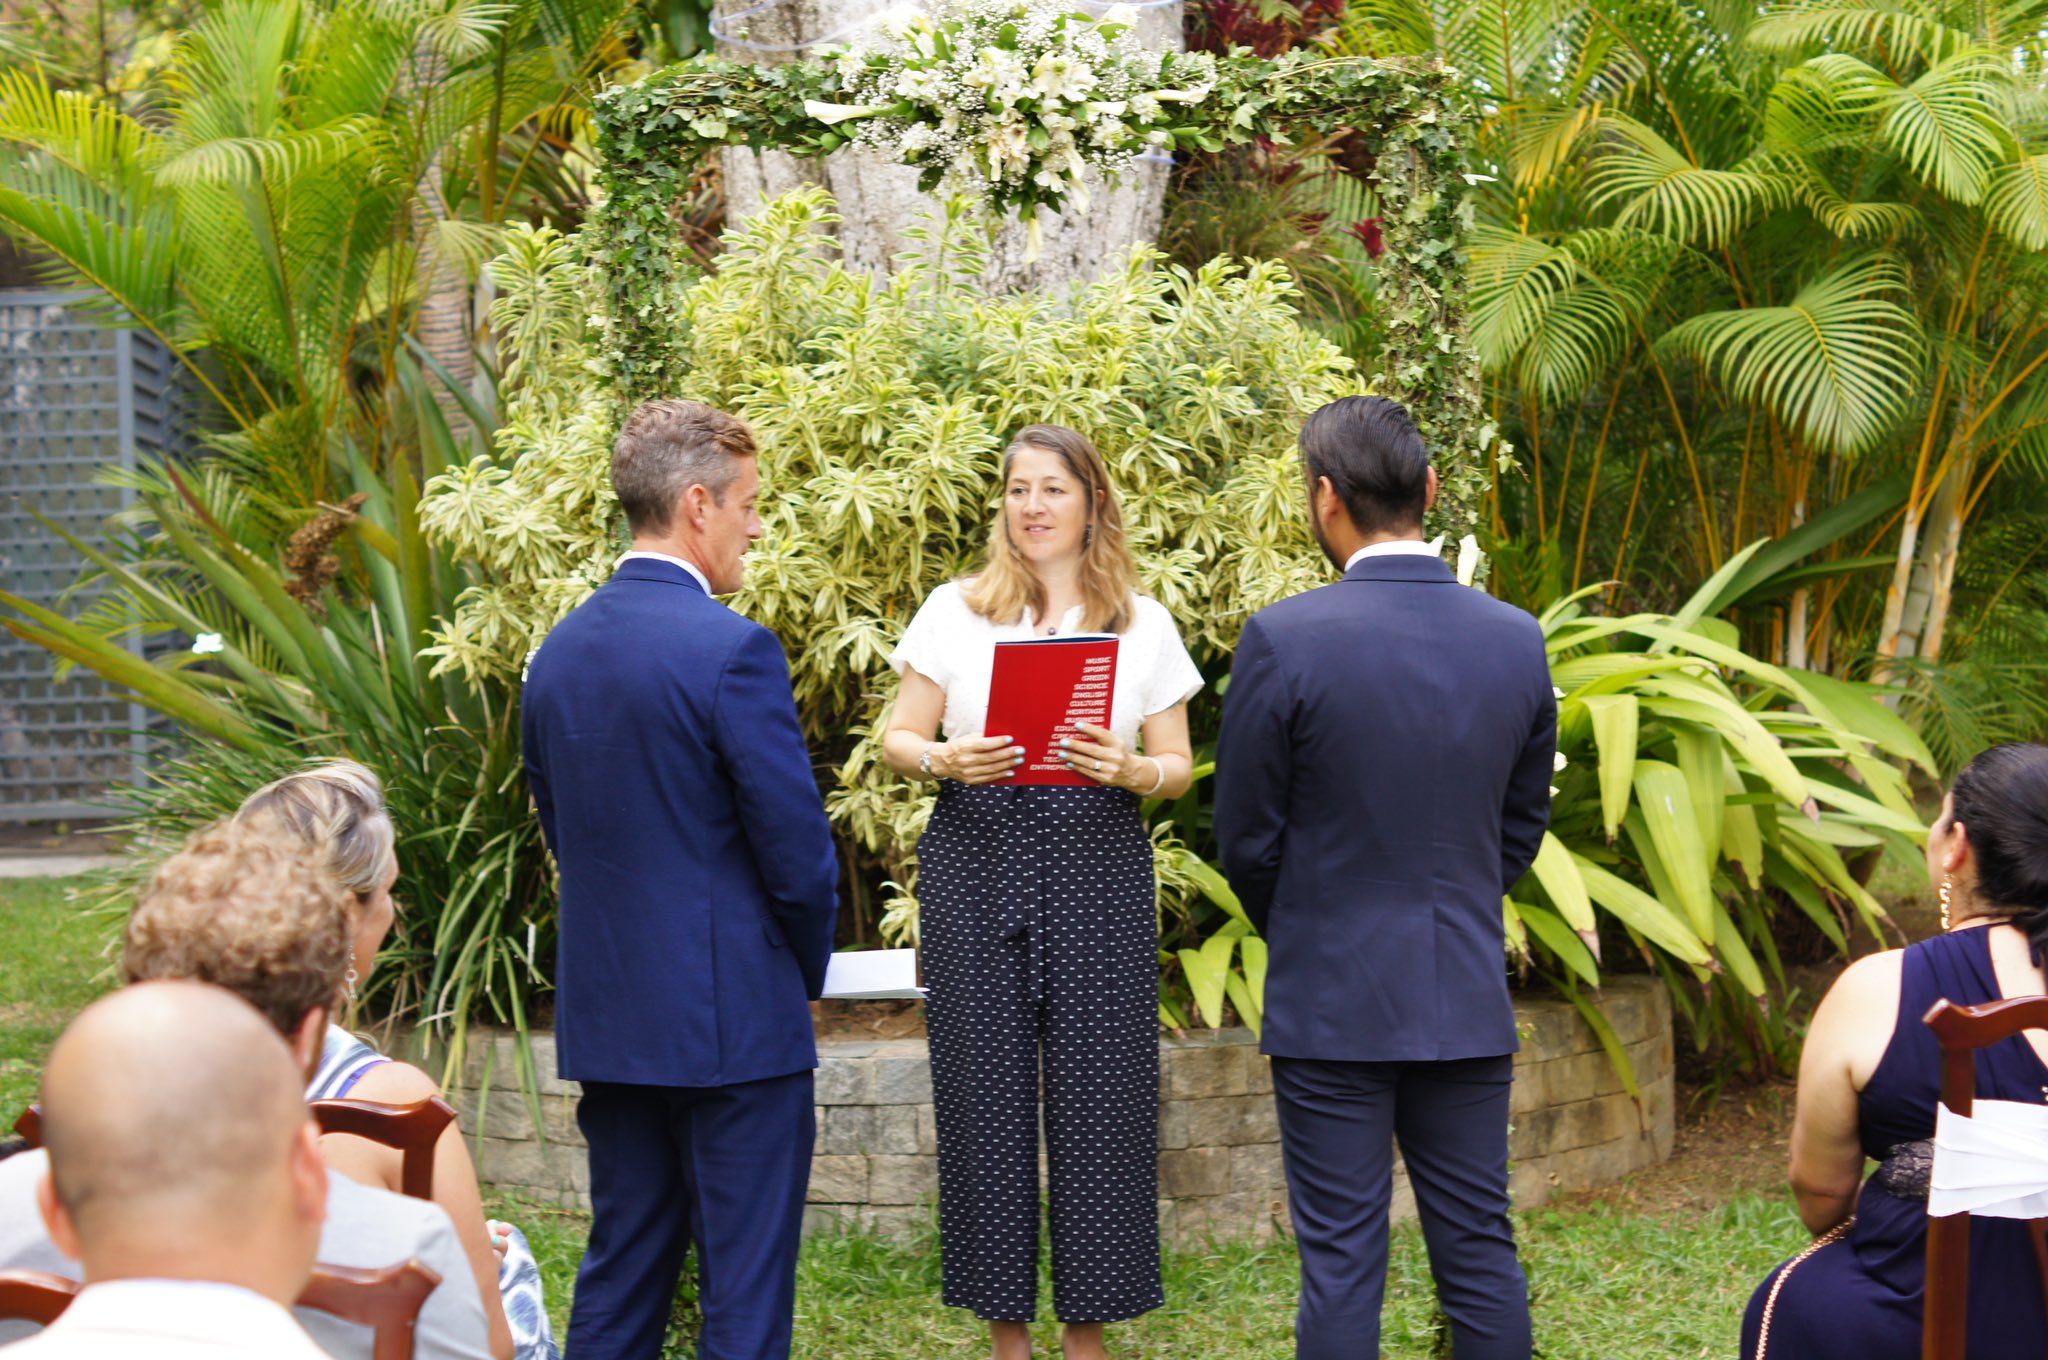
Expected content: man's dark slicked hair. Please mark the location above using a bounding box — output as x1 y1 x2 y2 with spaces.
1299 396 1431 537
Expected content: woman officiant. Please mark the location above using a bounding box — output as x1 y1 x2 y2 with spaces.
883 424 1201 1360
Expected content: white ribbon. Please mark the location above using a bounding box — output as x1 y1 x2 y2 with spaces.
1929 1099 2048 1219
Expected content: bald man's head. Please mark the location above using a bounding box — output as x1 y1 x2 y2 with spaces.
40 982 321 1260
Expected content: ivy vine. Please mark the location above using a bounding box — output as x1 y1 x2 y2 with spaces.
589 45 1497 544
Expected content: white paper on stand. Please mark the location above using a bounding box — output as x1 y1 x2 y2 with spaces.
821 948 924 1000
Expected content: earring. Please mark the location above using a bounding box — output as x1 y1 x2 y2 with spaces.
344 965 359 1001
1084 524 1094 546
1940 876 1953 931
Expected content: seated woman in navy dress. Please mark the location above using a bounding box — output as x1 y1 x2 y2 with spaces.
1742 742 2048 1359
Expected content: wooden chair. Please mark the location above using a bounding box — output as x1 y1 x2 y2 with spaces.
1921 994 2048 1360
0 1269 76 1327
18 1096 455 1204
0 1260 441 1360
299 1259 444 1360
311 1096 458 1202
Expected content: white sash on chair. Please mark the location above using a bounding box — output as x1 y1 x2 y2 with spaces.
1929 1100 2048 1219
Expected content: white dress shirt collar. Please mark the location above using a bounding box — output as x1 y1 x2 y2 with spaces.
619 550 711 596
1344 538 1441 572
36 1278 328 1355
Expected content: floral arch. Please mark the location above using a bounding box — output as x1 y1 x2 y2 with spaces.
585 3 1498 540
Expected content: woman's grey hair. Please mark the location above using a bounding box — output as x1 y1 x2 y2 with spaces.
233 759 397 900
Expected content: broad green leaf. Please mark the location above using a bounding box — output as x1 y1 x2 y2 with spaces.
1565 986 1641 1100
1581 694 1638 839
1575 857 1712 963
1224 971 1262 1038
1530 831 1597 935
1672 727 1725 864
1184 856 1253 931
1518 902 1601 987
1239 935 1268 1017
1710 900 1767 996
1633 760 1716 935
1793 669 1939 775
1724 797 1765 889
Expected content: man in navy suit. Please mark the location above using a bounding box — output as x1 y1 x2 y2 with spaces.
1215 396 1556 1360
522 398 839 1360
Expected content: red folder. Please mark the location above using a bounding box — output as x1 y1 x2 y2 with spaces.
984 636 1120 787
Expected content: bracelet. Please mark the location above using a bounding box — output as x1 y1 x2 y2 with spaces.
920 744 939 779
1139 756 1168 798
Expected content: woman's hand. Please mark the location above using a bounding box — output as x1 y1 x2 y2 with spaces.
933 735 1024 784
1060 723 1147 790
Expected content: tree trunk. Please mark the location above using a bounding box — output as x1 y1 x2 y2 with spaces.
715 0 1182 292
1889 468 1965 670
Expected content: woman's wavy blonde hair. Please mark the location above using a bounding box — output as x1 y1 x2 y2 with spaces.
232 759 397 902
960 424 1141 633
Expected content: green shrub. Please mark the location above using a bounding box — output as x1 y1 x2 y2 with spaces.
422 187 1364 938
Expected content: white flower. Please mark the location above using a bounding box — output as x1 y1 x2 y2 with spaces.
1151 85 1213 103
1455 532 1483 586
1553 686 1565 700
192 632 224 655
899 125 939 154
1143 127 1170 146
985 118 1031 171
805 99 885 125
1030 52 1097 101
1553 750 1569 772
1097 2 1140 25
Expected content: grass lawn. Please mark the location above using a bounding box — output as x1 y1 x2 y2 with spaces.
6 872 1807 1357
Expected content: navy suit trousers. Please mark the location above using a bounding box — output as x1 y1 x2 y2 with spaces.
568 1071 815 1360
1272 1055 1530 1360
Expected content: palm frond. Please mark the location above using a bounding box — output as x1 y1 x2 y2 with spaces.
1587 114 1796 245
1658 254 1925 455
1876 51 2015 204
1985 152 2048 250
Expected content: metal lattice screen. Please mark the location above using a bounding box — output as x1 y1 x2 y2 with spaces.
0 290 182 821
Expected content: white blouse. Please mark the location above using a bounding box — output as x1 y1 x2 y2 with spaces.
889 581 1204 750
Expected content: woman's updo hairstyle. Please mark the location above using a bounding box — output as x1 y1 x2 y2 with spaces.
233 759 397 902
1948 742 2048 950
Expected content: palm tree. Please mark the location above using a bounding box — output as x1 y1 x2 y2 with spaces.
1334 0 2048 695
0 0 638 527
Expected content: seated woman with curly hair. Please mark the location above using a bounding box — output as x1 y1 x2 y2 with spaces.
236 761 555 1360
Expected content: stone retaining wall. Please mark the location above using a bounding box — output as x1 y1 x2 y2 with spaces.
440 976 1673 1243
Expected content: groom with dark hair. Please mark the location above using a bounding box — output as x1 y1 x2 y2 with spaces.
1214 395 1557 1360
523 398 839 1360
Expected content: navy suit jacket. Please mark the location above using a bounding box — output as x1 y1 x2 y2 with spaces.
521 559 839 1087
1214 553 1557 1063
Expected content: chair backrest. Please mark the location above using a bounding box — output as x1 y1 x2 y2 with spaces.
310 1096 457 1202
1921 993 2048 1360
298 1259 443 1360
0 1260 441 1360
18 1097 455 1203
0 1269 78 1326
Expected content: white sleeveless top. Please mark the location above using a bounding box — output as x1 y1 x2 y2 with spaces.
889 582 1203 750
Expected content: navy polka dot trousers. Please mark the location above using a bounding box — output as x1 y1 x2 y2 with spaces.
919 781 1165 1324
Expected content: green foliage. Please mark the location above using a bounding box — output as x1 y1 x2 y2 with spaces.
0 370 552 1076
0 0 638 522
588 45 1498 545
1512 552 1935 1068
424 187 1365 938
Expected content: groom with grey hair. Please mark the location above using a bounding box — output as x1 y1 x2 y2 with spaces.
1215 395 1557 1360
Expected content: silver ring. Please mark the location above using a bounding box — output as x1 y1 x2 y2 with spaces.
1094 759 1103 772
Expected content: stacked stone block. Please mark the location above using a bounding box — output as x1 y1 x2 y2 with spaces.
443 975 1674 1242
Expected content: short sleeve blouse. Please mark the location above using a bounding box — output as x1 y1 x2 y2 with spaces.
889 582 1203 750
